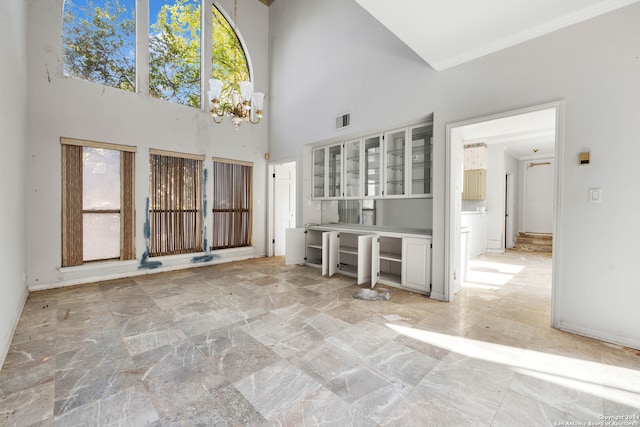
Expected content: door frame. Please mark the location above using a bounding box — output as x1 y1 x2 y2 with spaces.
444 100 564 328
267 158 297 257
505 172 515 249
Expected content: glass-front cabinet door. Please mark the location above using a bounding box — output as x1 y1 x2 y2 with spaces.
364 134 382 197
410 123 433 196
327 143 343 198
384 129 407 196
312 147 326 198
344 139 361 198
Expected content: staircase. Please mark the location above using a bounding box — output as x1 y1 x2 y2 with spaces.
513 232 552 253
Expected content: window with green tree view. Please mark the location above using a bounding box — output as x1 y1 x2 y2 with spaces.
63 0 250 108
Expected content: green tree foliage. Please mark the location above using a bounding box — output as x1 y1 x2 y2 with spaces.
150 0 201 107
211 7 250 109
63 0 250 109
63 0 135 91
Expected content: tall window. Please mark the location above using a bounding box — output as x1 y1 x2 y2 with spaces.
61 138 136 266
149 150 204 256
212 158 253 250
62 1 251 109
63 0 136 91
149 0 201 107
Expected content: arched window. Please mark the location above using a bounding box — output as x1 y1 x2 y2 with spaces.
211 4 250 109
62 0 136 92
62 1 251 110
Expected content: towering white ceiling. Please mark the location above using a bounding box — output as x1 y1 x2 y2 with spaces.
353 0 640 70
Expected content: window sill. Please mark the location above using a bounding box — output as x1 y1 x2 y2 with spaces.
58 259 138 274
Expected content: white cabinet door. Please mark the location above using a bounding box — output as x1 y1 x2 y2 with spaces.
371 236 379 288
344 139 362 198
327 143 343 198
409 123 433 197
312 147 326 199
357 235 373 285
364 134 383 198
384 128 407 197
328 231 339 276
322 232 330 276
402 237 431 291
285 228 306 265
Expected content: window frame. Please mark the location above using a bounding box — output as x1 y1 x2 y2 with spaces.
61 137 136 267
211 157 253 250
148 149 205 257
61 0 254 110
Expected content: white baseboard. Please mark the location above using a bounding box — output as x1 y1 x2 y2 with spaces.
30 251 258 292
558 321 640 351
0 287 29 369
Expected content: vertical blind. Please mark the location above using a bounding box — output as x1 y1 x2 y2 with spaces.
212 159 253 250
149 151 203 256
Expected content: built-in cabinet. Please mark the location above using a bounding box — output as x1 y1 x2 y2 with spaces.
462 143 487 200
463 169 487 200
312 121 433 200
285 226 431 294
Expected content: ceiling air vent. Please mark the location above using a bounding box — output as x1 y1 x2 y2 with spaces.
335 112 351 130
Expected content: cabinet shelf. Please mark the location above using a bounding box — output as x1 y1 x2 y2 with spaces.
307 244 323 250
339 245 358 255
387 149 405 156
379 251 401 262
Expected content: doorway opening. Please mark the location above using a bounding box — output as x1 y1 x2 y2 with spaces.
445 101 564 328
268 161 297 257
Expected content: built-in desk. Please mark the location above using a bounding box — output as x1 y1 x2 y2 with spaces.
285 224 432 294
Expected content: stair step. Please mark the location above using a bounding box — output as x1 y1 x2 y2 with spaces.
513 243 553 252
514 232 553 253
516 237 552 245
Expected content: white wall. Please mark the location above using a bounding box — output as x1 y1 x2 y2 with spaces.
0 0 29 366
269 0 640 349
25 0 269 289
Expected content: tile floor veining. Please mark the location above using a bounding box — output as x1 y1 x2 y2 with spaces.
1 251 639 426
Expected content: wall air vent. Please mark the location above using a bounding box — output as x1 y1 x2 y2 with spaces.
335 112 351 130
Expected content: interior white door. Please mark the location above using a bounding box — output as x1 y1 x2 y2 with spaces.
525 160 554 233
274 162 296 256
285 228 305 265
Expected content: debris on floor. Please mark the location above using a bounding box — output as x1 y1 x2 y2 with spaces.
353 288 390 301
381 314 409 322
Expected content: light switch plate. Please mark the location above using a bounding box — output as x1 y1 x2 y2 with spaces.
589 188 602 203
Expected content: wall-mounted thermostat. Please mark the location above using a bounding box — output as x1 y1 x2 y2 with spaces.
579 152 590 165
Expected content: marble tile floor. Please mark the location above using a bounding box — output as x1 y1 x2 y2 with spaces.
1 251 639 426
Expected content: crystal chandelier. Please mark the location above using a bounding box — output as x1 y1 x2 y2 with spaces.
208 79 265 129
